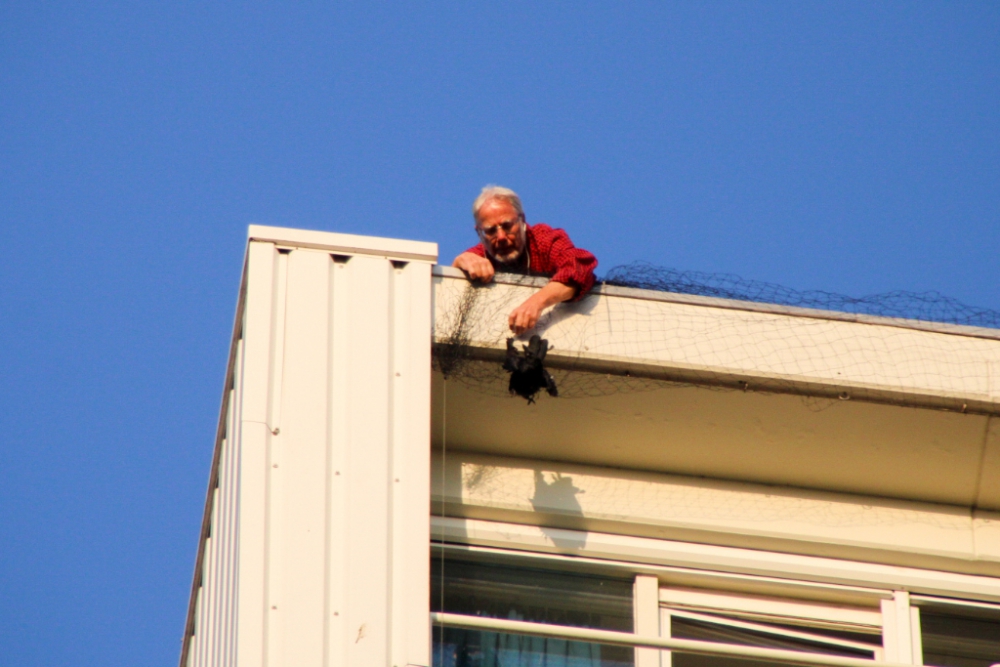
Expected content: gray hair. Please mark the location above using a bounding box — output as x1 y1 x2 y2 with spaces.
472 185 524 224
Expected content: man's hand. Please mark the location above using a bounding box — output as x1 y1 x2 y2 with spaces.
453 252 495 283
508 281 577 335
508 299 545 335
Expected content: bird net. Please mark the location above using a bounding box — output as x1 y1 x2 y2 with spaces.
432 263 1000 414
604 263 1000 328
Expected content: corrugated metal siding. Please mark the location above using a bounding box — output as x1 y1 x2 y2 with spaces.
187 344 244 667
182 230 435 667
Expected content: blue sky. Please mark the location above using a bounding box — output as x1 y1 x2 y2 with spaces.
1 3 998 665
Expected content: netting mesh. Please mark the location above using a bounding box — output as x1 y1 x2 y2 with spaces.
604 263 1000 329
433 264 1000 413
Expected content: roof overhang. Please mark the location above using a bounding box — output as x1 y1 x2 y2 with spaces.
431 267 1000 510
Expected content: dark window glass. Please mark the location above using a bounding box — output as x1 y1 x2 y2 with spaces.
921 607 1000 667
670 615 875 667
431 557 634 667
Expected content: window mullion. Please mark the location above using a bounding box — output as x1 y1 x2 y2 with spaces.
881 591 920 664
634 575 660 667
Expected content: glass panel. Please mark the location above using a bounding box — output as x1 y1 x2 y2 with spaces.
670 614 876 667
921 608 1000 667
432 556 634 667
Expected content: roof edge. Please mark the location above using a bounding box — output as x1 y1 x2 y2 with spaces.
249 224 438 262
432 265 1000 343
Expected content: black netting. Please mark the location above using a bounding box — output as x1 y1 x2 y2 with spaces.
603 263 1000 329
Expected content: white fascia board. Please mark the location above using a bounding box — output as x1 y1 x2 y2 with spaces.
432 271 1000 410
249 224 438 262
431 265 1000 343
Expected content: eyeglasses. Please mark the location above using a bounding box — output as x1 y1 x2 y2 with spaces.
479 217 522 238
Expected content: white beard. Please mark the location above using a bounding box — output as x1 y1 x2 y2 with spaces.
492 246 523 264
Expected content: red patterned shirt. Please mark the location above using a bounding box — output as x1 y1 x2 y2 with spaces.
464 223 598 300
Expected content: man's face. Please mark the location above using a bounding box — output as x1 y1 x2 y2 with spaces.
476 199 525 264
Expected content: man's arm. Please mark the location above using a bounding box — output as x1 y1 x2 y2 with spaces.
453 251 494 283
529 224 598 302
508 280 576 335
506 225 597 334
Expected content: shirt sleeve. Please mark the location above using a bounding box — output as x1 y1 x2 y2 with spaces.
462 243 486 257
541 227 598 301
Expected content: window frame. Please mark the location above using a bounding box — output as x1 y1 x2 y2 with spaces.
430 518 1000 666
654 586 886 665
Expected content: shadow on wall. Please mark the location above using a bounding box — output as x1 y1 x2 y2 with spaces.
531 470 588 552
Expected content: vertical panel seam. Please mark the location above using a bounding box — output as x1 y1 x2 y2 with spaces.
262 247 289 666
323 254 336 667
386 259 397 665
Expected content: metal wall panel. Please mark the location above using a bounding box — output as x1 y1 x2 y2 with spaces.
182 228 436 667
187 346 244 667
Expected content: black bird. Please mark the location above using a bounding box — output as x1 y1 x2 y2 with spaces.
503 335 558 404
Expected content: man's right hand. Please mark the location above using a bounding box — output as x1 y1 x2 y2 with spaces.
453 252 495 283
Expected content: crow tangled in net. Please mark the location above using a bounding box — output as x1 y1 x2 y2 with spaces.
503 335 558 403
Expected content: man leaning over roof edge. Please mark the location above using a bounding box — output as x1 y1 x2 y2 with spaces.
453 185 598 335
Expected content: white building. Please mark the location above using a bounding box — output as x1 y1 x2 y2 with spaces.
181 226 1000 667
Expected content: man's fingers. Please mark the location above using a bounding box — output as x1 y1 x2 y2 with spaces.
466 257 494 282
508 310 519 333
476 258 494 282
508 305 539 334
508 311 520 334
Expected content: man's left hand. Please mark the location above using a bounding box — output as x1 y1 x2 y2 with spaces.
509 300 544 335
507 281 577 335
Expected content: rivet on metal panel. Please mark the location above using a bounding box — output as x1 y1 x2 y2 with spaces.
395 478 400 483
395 372 401 377
271 605 277 610
272 464 278 468
335 471 340 476
271 427 280 435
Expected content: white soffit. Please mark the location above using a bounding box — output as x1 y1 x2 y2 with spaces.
432 374 1000 508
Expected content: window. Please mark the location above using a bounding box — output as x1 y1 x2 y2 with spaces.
659 587 884 666
432 555 634 667
430 522 1000 667
918 600 1000 667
